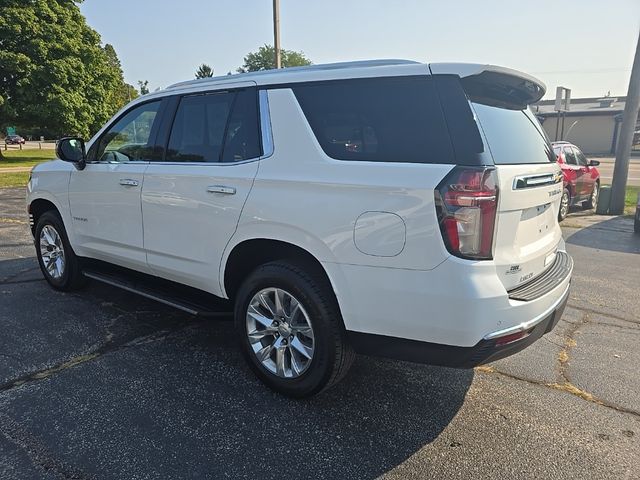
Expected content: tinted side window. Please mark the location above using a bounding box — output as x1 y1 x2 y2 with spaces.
574 147 588 166
222 89 261 162
167 92 234 163
94 101 161 162
472 103 555 164
293 76 455 164
564 147 577 165
166 89 260 163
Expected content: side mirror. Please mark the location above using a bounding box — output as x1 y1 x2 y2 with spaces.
56 137 86 169
589 160 600 167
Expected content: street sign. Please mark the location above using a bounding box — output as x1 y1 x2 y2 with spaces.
6 126 16 136
554 87 571 112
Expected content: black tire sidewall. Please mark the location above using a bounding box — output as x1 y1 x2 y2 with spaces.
234 262 340 398
35 211 76 290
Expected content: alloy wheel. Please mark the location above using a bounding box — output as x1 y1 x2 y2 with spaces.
39 224 66 279
591 183 599 209
560 191 569 219
245 287 315 378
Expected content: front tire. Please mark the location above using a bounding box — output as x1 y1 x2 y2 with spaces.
234 260 354 398
35 211 86 291
558 188 570 222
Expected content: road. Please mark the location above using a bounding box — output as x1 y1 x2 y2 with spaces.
0 187 638 479
593 157 640 187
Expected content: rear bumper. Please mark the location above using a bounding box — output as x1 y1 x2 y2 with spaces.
347 282 570 368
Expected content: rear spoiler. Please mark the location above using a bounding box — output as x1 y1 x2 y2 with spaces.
429 63 546 110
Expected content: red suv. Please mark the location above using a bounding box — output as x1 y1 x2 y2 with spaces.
552 141 600 221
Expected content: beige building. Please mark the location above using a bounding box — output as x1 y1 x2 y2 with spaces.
532 96 628 155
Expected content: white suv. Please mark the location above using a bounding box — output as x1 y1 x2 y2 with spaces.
27 60 572 397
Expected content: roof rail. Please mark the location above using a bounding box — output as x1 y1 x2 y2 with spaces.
166 59 421 90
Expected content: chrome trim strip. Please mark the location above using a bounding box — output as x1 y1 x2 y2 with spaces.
512 172 562 190
483 281 571 341
259 89 274 159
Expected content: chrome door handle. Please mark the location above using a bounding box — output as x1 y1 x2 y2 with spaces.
119 178 139 187
207 185 236 195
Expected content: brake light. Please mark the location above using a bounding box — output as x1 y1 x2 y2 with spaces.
435 167 499 260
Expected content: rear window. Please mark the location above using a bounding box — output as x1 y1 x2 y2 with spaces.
293 76 456 164
472 103 556 164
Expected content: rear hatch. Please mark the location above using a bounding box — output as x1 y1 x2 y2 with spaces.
431 64 564 292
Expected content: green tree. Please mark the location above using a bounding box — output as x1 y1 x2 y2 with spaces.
237 45 312 73
104 43 138 105
138 80 150 95
0 0 133 139
195 63 214 78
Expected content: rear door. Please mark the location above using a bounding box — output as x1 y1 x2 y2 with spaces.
470 102 564 291
141 85 261 295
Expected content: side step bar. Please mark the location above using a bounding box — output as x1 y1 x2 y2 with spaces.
82 264 232 317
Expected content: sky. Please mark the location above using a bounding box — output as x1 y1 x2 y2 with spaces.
80 0 640 100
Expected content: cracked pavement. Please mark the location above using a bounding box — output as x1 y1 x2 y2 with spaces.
0 187 639 479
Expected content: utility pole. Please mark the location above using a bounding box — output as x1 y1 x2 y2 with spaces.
273 0 281 69
610 30 640 214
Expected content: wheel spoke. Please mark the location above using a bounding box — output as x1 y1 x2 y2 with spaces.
247 328 275 343
286 298 300 321
275 346 286 377
258 292 276 317
273 288 284 316
42 227 55 245
55 257 64 276
256 343 274 363
293 325 313 339
290 347 303 375
248 305 274 329
46 260 56 275
291 337 313 359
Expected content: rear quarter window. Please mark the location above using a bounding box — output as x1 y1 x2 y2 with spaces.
292 76 456 164
472 103 556 165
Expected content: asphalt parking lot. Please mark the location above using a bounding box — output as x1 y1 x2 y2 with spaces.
0 187 639 479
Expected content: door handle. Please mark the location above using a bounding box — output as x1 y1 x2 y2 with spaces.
207 185 236 195
119 178 139 187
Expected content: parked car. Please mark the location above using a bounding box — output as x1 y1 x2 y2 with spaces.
27 60 572 397
552 141 600 221
5 134 25 145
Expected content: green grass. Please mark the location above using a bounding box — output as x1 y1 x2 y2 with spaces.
0 148 56 167
624 186 639 207
0 172 31 188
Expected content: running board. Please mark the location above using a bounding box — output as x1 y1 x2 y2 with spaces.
81 263 232 317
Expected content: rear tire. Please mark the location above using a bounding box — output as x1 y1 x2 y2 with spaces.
583 182 599 210
234 260 354 398
558 188 570 222
35 211 86 291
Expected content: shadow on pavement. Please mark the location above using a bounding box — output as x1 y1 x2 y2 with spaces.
565 216 639 254
0 256 473 479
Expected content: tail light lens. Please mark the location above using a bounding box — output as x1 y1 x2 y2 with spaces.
435 167 499 260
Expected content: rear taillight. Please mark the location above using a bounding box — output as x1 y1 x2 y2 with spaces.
435 167 499 260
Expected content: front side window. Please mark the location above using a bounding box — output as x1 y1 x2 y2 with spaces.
94 101 161 162
293 76 455 164
166 89 260 163
574 147 588 166
564 147 577 165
